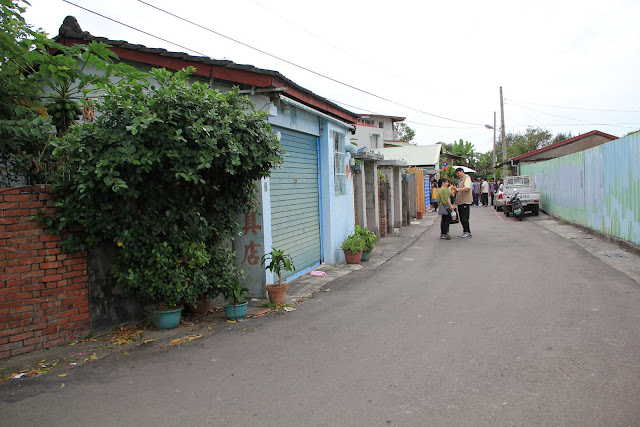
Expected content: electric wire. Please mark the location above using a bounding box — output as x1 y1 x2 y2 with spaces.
506 101 639 129
505 98 640 113
60 0 484 126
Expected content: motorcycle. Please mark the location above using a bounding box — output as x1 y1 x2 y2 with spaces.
510 191 524 221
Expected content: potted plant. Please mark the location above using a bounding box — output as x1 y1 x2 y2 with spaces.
340 232 366 264
354 225 377 262
184 246 238 316
261 248 295 304
220 265 249 320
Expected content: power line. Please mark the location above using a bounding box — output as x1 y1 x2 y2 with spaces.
60 0 484 126
325 98 479 129
506 98 640 113
506 102 638 129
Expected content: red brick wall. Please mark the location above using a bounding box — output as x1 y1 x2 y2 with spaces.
0 186 89 359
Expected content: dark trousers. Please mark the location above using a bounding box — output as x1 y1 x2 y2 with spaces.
440 213 451 235
458 203 471 233
491 194 495 205
472 193 479 206
481 193 489 206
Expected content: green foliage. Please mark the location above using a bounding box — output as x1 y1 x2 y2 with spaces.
505 127 553 158
221 279 249 306
0 0 138 185
393 122 416 143
354 225 377 252
340 233 366 253
261 248 295 286
42 67 283 307
377 170 388 184
471 152 494 179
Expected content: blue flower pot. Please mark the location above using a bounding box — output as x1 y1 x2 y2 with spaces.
361 251 371 261
223 302 248 320
153 306 183 330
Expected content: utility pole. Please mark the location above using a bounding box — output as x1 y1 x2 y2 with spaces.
500 86 507 179
492 111 496 180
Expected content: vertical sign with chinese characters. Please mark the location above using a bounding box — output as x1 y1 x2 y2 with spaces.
232 189 265 297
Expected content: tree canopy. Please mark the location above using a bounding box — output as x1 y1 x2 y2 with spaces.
393 122 415 143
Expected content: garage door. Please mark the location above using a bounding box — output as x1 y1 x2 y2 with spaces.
270 127 321 280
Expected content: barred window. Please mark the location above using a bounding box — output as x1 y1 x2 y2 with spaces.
333 131 347 195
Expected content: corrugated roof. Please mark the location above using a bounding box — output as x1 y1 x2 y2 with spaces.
373 145 441 166
512 130 618 162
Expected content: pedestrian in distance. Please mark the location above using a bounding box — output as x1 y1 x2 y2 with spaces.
431 181 438 211
455 168 472 238
472 178 480 206
490 179 497 206
481 178 489 207
436 178 454 240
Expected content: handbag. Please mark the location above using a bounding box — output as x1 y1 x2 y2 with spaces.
437 204 453 216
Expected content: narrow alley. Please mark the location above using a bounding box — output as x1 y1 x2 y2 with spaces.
2 207 639 426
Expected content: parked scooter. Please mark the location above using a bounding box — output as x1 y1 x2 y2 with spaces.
510 191 524 221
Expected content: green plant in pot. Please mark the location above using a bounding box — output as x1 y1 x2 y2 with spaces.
354 225 377 262
220 268 249 321
261 248 295 305
340 232 366 265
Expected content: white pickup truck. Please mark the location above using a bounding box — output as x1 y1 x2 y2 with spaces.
503 175 540 217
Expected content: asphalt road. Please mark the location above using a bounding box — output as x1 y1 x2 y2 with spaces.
2 206 640 426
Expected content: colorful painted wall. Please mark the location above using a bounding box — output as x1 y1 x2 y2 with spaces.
521 133 640 245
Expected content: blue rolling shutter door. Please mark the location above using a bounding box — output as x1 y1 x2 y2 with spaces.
270 127 321 280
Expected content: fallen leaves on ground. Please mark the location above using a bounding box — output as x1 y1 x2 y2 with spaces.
166 334 203 347
1 360 61 383
110 327 144 346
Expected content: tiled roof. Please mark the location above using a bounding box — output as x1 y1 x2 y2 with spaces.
373 145 442 166
55 18 358 123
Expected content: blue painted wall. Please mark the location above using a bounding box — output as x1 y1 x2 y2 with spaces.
319 120 356 264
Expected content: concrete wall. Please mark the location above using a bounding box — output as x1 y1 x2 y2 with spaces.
522 133 640 246
363 162 380 237
353 117 395 150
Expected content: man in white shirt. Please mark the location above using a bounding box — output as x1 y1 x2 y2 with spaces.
481 178 489 206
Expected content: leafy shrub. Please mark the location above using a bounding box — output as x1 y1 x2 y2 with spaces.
42 67 283 307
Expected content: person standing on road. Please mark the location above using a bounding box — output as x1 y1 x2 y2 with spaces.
481 178 489 207
490 179 497 206
436 178 453 240
472 178 480 206
455 168 472 238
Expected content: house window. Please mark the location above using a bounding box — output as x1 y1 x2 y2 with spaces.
334 132 347 195
360 118 375 126
378 121 384 128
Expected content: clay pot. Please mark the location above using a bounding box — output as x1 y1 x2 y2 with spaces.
265 283 288 304
344 250 362 265
186 296 212 315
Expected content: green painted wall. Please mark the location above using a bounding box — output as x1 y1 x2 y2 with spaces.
522 133 640 245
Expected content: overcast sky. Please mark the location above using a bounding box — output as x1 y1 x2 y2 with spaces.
22 0 640 153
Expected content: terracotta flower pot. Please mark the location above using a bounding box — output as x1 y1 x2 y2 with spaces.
344 250 362 264
186 296 212 315
265 283 288 304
